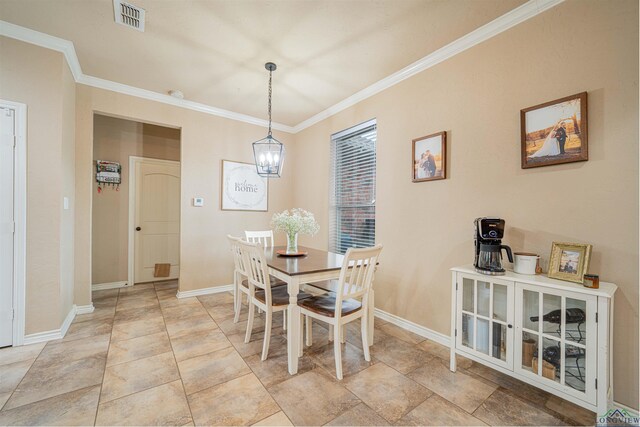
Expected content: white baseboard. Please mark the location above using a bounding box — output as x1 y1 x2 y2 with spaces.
373 309 637 416
92 281 127 291
60 304 76 336
75 303 95 315
374 307 450 347
23 304 77 345
176 284 234 299
23 329 63 345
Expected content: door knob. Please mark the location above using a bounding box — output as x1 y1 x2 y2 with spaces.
135 227 141 231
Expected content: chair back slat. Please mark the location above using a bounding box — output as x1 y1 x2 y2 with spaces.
335 245 383 315
238 239 274 304
245 230 274 248
227 235 247 276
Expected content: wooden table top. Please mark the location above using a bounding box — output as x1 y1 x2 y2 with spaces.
264 246 345 276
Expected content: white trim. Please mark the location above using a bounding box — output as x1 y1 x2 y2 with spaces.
92 281 127 291
23 304 76 345
128 156 181 289
611 401 640 418
0 19 292 133
75 304 95 315
0 20 83 81
1 100 27 347
331 118 377 140
176 284 234 299
23 329 63 345
59 304 76 336
292 0 564 133
0 0 563 134
374 307 450 347
78 75 294 133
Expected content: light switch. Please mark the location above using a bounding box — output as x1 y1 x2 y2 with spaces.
63 197 69 210
193 197 204 207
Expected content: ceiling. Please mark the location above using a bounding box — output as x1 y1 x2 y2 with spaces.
0 0 527 127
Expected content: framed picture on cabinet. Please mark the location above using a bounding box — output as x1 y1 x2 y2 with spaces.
521 92 588 169
412 131 446 182
547 241 592 283
220 160 268 211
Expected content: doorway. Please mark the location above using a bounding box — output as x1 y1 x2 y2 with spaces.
91 114 180 291
0 100 26 348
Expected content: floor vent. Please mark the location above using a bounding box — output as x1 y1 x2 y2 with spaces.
113 0 145 32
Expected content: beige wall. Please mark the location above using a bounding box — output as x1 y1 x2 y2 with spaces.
74 85 295 306
91 115 180 285
0 37 75 334
291 0 638 408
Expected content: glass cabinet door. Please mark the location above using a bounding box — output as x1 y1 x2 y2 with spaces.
515 283 597 405
457 274 514 370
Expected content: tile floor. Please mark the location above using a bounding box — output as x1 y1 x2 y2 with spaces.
0 281 597 426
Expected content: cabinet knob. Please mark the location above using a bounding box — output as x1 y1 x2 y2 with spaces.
507 324 513 329
135 227 141 231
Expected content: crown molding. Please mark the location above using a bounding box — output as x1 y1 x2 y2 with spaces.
291 0 564 133
0 19 295 134
0 20 83 81
0 0 563 135
77 74 295 133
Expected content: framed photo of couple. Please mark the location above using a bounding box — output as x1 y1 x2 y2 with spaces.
521 92 588 169
412 131 446 182
547 241 592 284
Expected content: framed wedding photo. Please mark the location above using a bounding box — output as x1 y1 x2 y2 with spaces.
547 241 592 283
520 92 588 169
221 160 268 211
412 131 446 182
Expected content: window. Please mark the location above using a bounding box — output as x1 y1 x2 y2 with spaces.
329 119 376 254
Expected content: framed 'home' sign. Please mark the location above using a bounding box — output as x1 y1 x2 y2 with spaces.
221 160 268 211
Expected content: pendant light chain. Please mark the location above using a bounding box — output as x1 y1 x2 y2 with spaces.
267 68 273 137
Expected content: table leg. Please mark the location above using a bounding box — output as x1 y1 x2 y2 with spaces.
368 289 375 345
287 276 301 375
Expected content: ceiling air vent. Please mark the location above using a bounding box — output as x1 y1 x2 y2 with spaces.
113 0 145 32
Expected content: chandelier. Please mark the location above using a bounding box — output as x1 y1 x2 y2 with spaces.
252 62 285 178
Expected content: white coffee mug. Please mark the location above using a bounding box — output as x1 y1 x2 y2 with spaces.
514 252 539 275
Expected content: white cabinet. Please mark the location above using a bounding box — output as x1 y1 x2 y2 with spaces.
450 266 616 416
455 274 514 371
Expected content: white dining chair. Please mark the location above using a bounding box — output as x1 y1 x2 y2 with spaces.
239 239 312 361
245 230 274 247
245 229 290 325
298 244 383 379
227 235 287 324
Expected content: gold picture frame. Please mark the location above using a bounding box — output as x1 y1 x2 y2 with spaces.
547 242 592 283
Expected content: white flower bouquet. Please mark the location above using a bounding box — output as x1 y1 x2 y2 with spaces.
271 208 319 253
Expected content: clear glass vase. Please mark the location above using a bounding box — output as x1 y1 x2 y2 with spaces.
286 232 299 254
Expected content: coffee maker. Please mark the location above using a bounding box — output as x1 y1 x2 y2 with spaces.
474 217 513 275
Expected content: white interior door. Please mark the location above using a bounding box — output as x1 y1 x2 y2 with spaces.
0 107 15 347
134 159 180 283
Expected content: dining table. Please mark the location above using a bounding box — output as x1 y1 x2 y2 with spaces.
264 245 376 375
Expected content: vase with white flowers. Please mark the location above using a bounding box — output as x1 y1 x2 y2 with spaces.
271 208 320 254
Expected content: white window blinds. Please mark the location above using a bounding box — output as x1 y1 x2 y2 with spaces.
329 119 376 254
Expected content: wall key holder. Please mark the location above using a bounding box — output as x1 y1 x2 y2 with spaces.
96 160 121 193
